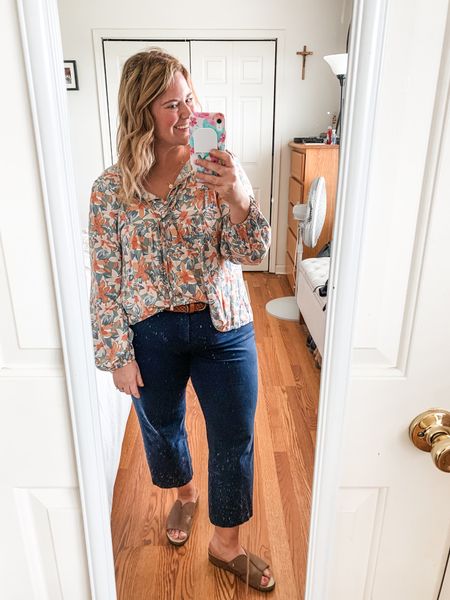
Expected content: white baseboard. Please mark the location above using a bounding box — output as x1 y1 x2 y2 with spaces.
275 264 288 275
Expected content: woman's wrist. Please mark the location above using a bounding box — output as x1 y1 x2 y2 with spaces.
228 193 251 225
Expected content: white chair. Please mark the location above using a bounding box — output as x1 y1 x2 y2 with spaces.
266 176 329 350
296 256 330 358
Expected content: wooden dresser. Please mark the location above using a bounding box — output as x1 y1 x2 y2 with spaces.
286 142 339 292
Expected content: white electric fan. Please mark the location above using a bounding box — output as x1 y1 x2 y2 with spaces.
266 176 327 320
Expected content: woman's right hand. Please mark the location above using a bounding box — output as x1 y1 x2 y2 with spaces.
112 360 144 398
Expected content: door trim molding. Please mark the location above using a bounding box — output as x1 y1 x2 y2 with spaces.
305 0 389 598
16 1 116 598
93 28 284 274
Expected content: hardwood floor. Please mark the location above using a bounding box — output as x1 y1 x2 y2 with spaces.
111 273 321 599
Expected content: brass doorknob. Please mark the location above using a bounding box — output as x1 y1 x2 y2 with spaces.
409 409 450 473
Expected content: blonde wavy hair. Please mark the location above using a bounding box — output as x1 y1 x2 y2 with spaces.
117 48 198 204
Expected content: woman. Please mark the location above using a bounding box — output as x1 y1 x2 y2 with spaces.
89 48 275 593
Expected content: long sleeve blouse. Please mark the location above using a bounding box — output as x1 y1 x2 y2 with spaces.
89 156 271 371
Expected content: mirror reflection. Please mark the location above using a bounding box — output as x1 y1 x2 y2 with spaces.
59 1 352 596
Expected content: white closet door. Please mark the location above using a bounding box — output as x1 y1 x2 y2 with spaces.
190 41 275 272
103 41 190 164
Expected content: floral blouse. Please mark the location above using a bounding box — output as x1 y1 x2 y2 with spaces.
89 156 271 371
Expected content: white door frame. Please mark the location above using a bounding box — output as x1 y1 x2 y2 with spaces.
16 0 387 598
92 28 283 274
305 1 390 597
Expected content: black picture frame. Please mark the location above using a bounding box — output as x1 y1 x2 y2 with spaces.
64 60 79 91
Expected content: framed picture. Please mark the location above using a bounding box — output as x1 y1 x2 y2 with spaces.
64 60 79 91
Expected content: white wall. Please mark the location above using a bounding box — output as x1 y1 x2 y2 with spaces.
0 0 90 597
58 0 350 272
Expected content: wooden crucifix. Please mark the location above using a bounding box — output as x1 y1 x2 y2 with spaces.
296 45 313 80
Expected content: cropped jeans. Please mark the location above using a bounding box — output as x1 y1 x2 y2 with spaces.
129 306 258 527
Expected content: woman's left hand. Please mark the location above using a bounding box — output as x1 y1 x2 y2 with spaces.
195 150 251 222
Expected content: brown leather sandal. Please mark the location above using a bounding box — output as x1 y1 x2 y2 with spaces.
208 547 275 593
166 497 199 546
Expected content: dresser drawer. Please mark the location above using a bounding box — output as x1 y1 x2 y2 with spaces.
287 201 298 236
291 150 305 181
289 177 304 205
286 227 297 263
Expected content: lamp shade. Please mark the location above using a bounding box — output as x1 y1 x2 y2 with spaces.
324 53 348 76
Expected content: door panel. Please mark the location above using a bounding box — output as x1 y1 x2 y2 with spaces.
190 40 275 271
1 4 92 595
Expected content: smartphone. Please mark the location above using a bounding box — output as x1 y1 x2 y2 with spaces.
189 112 226 174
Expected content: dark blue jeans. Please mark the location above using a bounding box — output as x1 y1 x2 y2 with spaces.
129 306 258 527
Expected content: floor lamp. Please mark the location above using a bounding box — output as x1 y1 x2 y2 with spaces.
323 53 348 138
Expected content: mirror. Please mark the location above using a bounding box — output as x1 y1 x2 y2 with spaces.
58 0 353 596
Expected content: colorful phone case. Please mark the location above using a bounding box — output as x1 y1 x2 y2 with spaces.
189 112 226 173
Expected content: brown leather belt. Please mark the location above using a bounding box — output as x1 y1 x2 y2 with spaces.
164 302 208 314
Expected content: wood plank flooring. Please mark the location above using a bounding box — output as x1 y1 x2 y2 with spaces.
111 273 321 599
